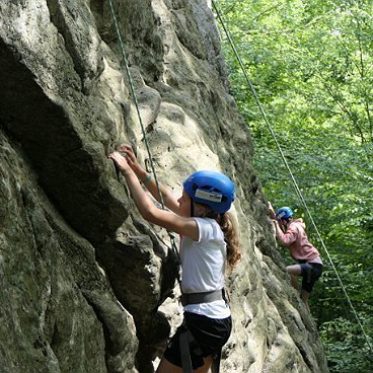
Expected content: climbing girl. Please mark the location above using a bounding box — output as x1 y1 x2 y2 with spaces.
109 145 241 373
268 203 323 311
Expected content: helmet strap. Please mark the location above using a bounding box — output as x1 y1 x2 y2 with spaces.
193 201 219 220
190 200 195 217
205 210 219 220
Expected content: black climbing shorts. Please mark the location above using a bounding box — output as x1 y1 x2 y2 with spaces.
163 312 232 369
299 262 323 293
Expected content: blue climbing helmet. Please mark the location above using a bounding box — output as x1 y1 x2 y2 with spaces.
276 206 294 220
183 170 235 214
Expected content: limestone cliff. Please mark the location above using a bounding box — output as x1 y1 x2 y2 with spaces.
0 1 328 372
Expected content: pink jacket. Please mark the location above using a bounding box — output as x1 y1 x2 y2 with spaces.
276 219 321 262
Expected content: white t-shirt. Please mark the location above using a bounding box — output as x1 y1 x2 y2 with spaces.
180 217 231 319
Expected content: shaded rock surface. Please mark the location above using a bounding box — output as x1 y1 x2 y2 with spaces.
0 1 328 372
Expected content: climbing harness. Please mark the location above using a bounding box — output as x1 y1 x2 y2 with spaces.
179 326 222 373
212 0 373 354
179 327 194 372
211 349 222 373
181 289 225 307
179 289 228 373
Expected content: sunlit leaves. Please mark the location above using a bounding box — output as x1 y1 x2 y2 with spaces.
215 0 372 369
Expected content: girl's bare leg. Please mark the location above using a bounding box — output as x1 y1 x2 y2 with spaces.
156 356 213 373
156 358 182 373
286 264 302 290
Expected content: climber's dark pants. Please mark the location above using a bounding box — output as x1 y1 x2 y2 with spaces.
163 312 232 369
299 262 323 293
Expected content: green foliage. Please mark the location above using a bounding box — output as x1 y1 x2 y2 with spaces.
319 316 373 373
215 0 373 370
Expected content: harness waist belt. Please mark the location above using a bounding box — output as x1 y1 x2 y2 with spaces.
181 289 224 306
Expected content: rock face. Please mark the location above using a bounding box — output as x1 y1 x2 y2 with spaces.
0 1 328 372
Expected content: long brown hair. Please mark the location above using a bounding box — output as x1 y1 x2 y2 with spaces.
198 205 241 272
217 212 241 272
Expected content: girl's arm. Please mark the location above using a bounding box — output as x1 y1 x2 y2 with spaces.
268 201 276 219
109 151 199 240
119 145 181 214
273 220 297 246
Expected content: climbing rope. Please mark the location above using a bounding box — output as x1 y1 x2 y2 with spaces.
107 0 180 265
212 0 373 353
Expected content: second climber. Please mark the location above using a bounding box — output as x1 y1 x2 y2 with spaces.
269 203 323 311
